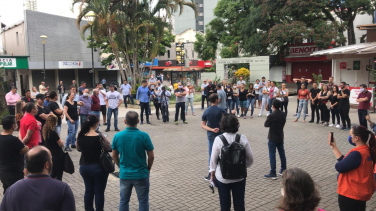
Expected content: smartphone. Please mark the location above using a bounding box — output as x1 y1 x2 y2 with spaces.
330 132 334 143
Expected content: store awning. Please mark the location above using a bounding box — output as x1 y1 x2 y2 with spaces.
162 66 205 72
311 42 376 56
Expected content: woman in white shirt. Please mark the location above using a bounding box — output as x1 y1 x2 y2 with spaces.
185 82 195 116
259 80 271 117
31 86 39 99
210 114 254 211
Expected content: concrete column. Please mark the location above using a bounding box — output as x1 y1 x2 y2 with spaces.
75 69 79 84
54 69 59 89
117 70 121 87
15 69 21 95
28 69 33 91
95 69 99 86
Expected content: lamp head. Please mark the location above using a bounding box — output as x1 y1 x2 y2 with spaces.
40 35 48 44
85 11 96 25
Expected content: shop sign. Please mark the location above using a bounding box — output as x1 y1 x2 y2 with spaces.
0 58 16 68
59 61 83 69
288 45 319 57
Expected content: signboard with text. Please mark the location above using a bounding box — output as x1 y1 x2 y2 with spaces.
0 58 16 68
59 61 83 69
288 45 320 57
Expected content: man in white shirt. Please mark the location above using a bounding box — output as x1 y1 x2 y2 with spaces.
96 83 108 126
236 77 246 88
148 74 157 91
39 82 49 95
120 80 134 108
201 79 209 110
105 84 123 132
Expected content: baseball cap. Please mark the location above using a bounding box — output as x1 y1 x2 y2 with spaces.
36 94 45 99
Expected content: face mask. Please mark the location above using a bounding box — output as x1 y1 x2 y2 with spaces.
227 86 230 88
187 83 191 86
360 88 365 92
348 135 356 146
281 188 284 197
178 86 183 89
151 76 154 79
83 93 89 97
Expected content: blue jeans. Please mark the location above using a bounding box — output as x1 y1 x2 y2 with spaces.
185 97 194 113
268 98 275 114
226 99 233 114
55 124 61 135
245 98 256 116
107 108 118 130
296 99 308 120
90 111 101 131
268 140 286 175
231 98 239 115
80 114 88 127
358 109 368 129
66 120 79 147
215 177 246 211
120 176 150 211
123 95 134 108
80 164 109 211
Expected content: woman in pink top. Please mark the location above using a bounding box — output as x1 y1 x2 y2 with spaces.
278 168 325 211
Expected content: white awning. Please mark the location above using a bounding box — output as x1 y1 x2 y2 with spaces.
311 42 376 56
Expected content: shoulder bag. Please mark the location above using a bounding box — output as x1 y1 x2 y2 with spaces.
99 135 115 173
63 152 75 174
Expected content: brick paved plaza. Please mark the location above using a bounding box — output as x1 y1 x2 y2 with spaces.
2 96 376 211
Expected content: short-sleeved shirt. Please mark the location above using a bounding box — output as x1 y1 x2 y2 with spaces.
112 127 154 180
202 105 226 137
102 79 106 84
98 89 106 105
254 84 260 94
217 89 227 109
64 101 78 121
79 95 92 115
36 105 51 127
238 89 248 101
48 102 62 125
45 130 62 153
358 91 372 110
78 87 85 96
310 88 321 99
0 135 25 175
91 95 101 111
201 83 208 95
149 78 157 89
21 97 34 103
339 89 350 107
19 113 39 149
77 135 102 165
175 89 186 103
296 81 309 92
120 84 132 95
106 91 122 109
159 90 171 106
237 80 246 87
39 85 47 94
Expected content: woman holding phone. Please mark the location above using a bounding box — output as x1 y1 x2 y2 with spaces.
328 126 376 211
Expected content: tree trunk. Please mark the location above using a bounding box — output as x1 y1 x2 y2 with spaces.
347 16 356 45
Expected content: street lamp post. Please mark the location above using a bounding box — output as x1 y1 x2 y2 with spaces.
40 35 48 82
85 11 96 88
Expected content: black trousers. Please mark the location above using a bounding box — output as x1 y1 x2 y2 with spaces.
8 105 15 115
358 109 368 129
280 101 288 115
339 106 351 129
154 102 161 119
161 105 169 122
0 173 23 194
338 194 366 211
201 95 207 109
140 102 150 122
51 151 64 181
175 102 186 122
319 103 330 123
310 103 320 122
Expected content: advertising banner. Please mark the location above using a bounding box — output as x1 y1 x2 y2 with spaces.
59 61 83 69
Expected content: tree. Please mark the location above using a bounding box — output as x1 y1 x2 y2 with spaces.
194 29 218 61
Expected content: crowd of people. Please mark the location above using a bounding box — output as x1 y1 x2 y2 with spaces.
2 74 376 211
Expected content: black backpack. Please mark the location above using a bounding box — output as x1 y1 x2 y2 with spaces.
218 134 247 179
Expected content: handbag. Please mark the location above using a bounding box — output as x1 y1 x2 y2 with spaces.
63 152 75 174
99 136 115 173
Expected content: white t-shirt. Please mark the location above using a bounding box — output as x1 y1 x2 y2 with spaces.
106 91 121 109
185 87 194 98
149 78 157 89
254 84 260 94
120 84 131 95
98 89 106 105
210 133 254 184
269 86 279 98
39 85 46 94
262 86 270 98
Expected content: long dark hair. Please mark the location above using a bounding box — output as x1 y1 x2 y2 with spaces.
77 115 99 139
248 83 254 92
352 125 376 167
277 168 321 211
332 85 339 94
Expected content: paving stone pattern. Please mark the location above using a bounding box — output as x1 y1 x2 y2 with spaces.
2 96 376 211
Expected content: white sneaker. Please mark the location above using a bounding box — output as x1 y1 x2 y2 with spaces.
336 124 341 128
329 124 334 127
237 114 240 118
258 114 262 117
266 113 270 117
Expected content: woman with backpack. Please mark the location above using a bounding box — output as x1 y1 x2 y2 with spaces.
210 114 254 211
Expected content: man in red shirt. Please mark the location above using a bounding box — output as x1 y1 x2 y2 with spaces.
20 103 39 149
356 84 372 128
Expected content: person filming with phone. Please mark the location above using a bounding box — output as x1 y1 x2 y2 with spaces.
328 126 376 211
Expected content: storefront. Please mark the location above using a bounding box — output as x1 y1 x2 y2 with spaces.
0 56 29 95
163 67 204 86
285 43 332 83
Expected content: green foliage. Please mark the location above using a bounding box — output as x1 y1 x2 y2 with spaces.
194 29 218 61
220 47 238 58
312 73 323 84
214 75 221 84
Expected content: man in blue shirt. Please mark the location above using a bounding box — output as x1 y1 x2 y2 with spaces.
201 93 226 180
112 111 154 211
120 80 134 108
136 80 152 124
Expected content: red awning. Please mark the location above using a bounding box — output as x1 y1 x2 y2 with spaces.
163 66 205 72
284 56 329 62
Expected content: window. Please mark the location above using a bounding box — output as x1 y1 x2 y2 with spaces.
198 21 204 25
16 32 19 46
167 50 170 58
199 13 204 16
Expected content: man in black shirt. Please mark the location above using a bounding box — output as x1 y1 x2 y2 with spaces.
48 91 63 135
35 94 52 128
204 79 217 107
293 76 311 116
57 81 65 104
21 90 35 103
309 82 321 123
0 116 29 193
338 81 351 130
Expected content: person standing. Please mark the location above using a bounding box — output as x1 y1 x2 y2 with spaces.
72 80 78 91
0 147 76 211
279 83 289 115
329 85 341 128
338 82 351 131
148 74 157 91
62 85 80 106
101 78 106 89
318 85 331 126
174 82 188 125
238 83 248 118
201 79 209 110
224 84 234 114
0 116 29 193
90 89 101 131
42 114 65 181
259 81 270 117
5 86 21 115
293 76 311 116
137 80 152 125
236 76 246 88
120 80 134 108
254 79 260 109
204 79 217 107
96 83 108 126
39 81 49 95
35 94 52 129
20 103 40 150
31 86 39 100
201 93 227 180
63 92 84 151
78 81 86 96
47 91 64 135
15 101 25 131
112 111 154 211
57 81 65 104
309 82 321 124
264 100 286 179
43 92 50 107
210 115 254 211
356 84 371 129
185 81 195 116
268 81 279 114
232 84 240 117
245 83 256 118
328 127 376 211
159 86 171 123
77 115 111 211
105 84 122 132
21 90 35 103
79 89 93 127
258 77 267 109
327 76 336 91
293 83 310 123
217 84 227 112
